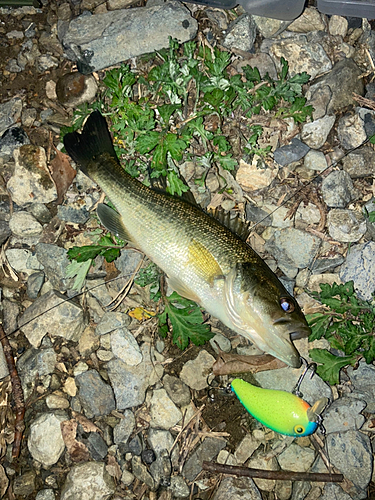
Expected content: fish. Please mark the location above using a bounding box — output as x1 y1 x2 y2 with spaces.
63 111 311 368
231 378 327 437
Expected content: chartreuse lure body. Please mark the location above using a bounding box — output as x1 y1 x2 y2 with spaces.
231 379 327 437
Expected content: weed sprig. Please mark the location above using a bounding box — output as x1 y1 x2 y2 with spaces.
307 281 375 385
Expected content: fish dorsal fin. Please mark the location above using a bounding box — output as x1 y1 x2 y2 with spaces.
207 208 251 241
97 203 134 243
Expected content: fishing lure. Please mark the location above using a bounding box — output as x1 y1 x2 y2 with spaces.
231 378 328 437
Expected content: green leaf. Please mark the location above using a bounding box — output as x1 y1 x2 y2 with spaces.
306 313 331 341
160 292 213 349
158 104 181 126
309 348 356 385
65 259 92 291
136 131 161 154
67 245 104 263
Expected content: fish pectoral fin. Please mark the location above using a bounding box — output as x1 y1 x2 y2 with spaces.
97 203 134 242
188 239 223 286
167 276 201 303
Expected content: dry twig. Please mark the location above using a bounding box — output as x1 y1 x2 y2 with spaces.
202 461 343 482
0 324 25 458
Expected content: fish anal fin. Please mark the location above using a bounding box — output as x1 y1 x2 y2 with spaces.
97 203 133 242
188 239 223 286
167 276 201 303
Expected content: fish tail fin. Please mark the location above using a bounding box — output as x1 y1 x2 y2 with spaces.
63 111 118 175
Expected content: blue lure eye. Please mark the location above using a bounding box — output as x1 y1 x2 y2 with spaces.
280 297 295 313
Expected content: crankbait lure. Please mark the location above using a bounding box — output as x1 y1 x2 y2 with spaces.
231 378 328 437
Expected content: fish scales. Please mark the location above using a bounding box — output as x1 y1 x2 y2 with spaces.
64 111 311 367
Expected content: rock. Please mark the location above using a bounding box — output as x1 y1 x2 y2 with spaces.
323 397 366 434
95 311 131 335
35 243 73 291
328 15 348 37
307 85 332 120
222 14 256 52
149 450 172 487
236 157 278 191
273 138 310 166
253 16 286 38
248 453 279 491
62 3 198 74
78 326 100 357
337 113 367 150
84 432 108 460
132 456 155 489
321 171 356 208
183 437 227 481
17 347 57 398
13 470 36 496
311 256 344 274
150 388 182 429
306 59 364 114
36 490 56 500
28 412 67 467
46 394 70 410
7 145 57 206
75 370 116 417
0 97 23 136
9 210 43 238
265 227 321 278
18 290 85 348
0 126 30 160
327 209 366 242
179 350 215 390
0 220 11 246
303 149 328 172
113 409 135 444
209 332 231 354
288 7 325 32
27 271 45 299
300 115 335 149
326 430 372 490
148 428 176 458
339 241 375 301
169 475 190 498
234 435 261 464
347 361 375 412
110 327 142 366
60 462 115 500
57 205 90 224
107 343 163 409
278 443 315 472
212 476 262 500
269 39 332 80
341 146 375 178
56 72 98 108
321 484 352 500
163 374 191 407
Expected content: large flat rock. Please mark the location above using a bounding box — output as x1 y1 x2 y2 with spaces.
61 1 198 73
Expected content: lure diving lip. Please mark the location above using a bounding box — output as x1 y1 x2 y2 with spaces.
231 378 328 437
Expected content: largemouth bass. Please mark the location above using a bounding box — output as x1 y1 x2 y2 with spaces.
64 111 310 368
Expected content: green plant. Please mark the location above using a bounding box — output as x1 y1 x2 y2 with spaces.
307 281 375 385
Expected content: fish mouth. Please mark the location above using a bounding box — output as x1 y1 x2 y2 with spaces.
272 316 311 340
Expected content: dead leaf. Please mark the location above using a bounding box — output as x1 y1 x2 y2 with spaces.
0 464 9 498
72 411 102 434
106 455 122 481
128 307 156 321
212 352 286 376
60 419 90 462
49 148 76 204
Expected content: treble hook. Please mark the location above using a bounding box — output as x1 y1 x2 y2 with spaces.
206 373 233 402
292 357 317 398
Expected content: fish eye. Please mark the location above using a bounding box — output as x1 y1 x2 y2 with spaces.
294 425 305 435
280 297 295 313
